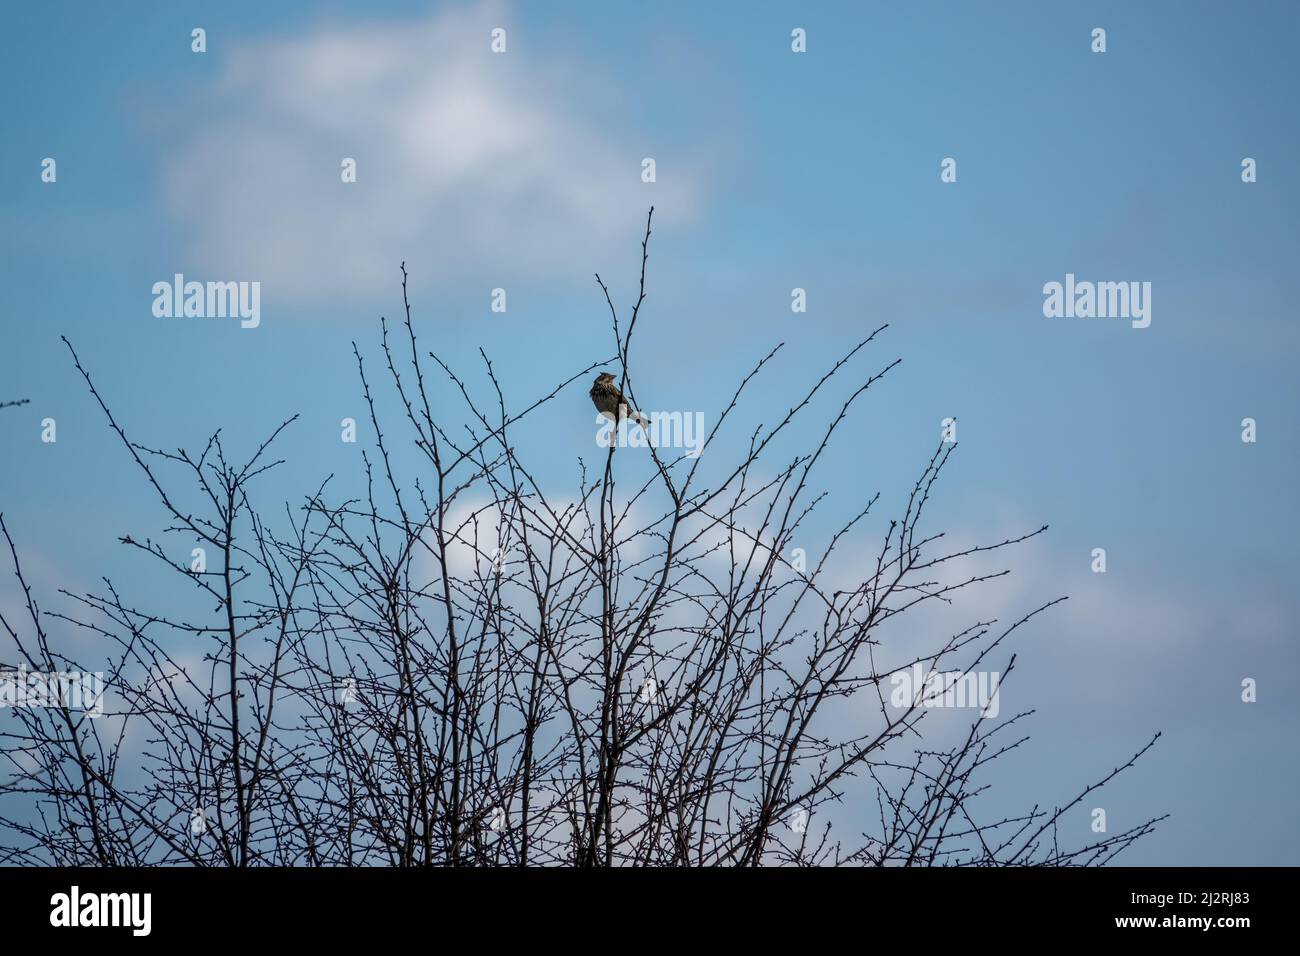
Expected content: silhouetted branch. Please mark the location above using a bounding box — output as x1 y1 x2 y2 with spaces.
0 214 1162 867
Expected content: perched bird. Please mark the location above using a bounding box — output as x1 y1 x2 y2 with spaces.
590 372 649 428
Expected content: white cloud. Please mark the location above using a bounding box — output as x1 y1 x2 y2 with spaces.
853 513 1296 732
162 1 701 302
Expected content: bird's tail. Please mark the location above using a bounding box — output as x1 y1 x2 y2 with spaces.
617 402 650 430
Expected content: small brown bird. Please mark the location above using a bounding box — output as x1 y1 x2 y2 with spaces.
590 372 649 428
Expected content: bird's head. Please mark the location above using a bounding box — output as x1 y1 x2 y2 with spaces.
595 372 615 384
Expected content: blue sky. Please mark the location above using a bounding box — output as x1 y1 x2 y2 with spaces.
2 1 1298 864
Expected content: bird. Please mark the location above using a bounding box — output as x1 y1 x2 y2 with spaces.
590 372 649 428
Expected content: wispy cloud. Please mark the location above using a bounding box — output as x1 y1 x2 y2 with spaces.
162 1 701 302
